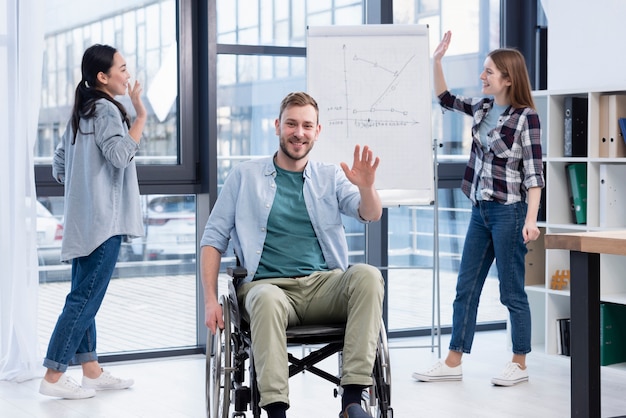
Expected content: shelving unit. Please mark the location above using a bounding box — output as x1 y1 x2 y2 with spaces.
528 88 626 359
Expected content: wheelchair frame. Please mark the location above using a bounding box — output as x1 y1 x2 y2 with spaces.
205 273 393 418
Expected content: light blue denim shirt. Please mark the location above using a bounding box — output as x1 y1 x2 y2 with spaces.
200 155 367 284
52 99 144 262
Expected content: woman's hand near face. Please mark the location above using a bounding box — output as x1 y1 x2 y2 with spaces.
128 80 147 120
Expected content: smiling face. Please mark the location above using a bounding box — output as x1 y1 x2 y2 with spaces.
274 103 321 171
480 56 512 105
97 52 131 98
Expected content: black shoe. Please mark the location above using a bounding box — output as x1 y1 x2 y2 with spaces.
340 403 372 418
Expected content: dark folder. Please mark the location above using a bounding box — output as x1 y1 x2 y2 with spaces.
563 97 588 157
566 163 587 224
601 303 626 366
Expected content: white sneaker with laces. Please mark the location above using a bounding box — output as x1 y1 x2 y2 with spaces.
491 362 528 386
39 374 96 399
412 360 462 382
82 369 134 390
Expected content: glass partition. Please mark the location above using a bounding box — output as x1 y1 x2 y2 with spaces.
37 194 197 354
36 0 179 166
212 0 506 334
388 0 505 332
36 0 197 356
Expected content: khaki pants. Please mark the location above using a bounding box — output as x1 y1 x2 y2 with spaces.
236 264 384 408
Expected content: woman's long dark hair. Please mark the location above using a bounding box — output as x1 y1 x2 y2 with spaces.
70 44 131 144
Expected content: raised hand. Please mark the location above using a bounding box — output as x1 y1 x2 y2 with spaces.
128 80 147 119
340 145 380 189
433 30 452 62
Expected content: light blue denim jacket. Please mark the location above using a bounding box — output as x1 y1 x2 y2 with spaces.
52 99 144 261
200 155 367 284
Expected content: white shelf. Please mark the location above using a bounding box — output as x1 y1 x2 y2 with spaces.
529 88 626 365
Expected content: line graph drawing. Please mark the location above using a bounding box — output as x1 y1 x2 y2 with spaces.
327 45 421 137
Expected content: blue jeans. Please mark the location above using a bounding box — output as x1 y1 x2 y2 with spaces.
43 235 122 372
449 201 531 355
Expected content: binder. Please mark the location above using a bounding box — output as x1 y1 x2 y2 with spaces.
558 318 571 357
556 318 570 356
556 319 562 355
599 95 610 157
599 164 626 227
563 96 588 157
537 162 547 222
599 95 626 158
600 303 626 366
620 117 626 147
563 319 571 357
524 228 545 286
566 163 587 224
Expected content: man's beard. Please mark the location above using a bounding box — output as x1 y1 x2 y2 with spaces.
279 136 312 161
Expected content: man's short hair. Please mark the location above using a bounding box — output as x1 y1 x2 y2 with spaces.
278 91 319 124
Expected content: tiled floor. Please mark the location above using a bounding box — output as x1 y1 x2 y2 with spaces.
4 331 626 417
26 266 626 417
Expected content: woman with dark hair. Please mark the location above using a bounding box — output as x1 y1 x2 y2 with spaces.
39 44 146 399
412 31 544 386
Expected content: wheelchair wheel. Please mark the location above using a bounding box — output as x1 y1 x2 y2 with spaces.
363 320 393 418
206 295 233 418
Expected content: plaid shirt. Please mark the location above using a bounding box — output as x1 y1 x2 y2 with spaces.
439 90 544 205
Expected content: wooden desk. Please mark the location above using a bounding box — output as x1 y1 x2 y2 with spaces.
544 230 626 418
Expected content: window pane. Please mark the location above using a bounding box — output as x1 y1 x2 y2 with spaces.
216 54 306 175
211 1 504 334
38 194 197 354
390 0 505 331
394 0 500 157
36 0 179 166
386 189 507 331
216 0 363 46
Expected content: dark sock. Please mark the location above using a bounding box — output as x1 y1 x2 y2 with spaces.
265 402 288 418
342 385 366 411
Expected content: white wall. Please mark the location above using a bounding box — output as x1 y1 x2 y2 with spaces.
546 0 626 91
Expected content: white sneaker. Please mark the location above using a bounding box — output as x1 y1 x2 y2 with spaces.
82 369 134 390
412 360 462 382
39 374 96 399
491 362 528 386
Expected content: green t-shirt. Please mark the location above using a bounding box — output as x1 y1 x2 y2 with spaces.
254 164 328 279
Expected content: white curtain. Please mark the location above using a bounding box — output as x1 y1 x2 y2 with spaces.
0 0 46 382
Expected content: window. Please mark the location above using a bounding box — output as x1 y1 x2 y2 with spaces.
36 1 198 357
389 0 506 333
208 1 507 335
37 1 179 166
36 0 198 194
35 1 509 358
37 194 198 355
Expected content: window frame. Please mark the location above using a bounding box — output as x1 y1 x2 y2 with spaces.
35 0 200 198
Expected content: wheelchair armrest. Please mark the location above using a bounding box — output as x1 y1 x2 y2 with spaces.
224 267 246 330
227 266 248 281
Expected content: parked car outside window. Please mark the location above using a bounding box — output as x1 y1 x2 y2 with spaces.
141 195 196 260
36 199 63 265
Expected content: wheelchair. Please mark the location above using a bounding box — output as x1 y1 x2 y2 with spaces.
206 266 393 418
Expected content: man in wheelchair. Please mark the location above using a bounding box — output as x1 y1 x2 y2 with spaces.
200 91 385 418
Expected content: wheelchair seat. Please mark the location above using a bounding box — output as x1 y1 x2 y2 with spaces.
205 269 393 418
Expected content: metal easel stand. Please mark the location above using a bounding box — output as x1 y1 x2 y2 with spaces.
431 138 442 357
390 138 442 357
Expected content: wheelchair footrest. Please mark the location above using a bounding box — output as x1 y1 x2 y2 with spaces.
233 385 251 412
